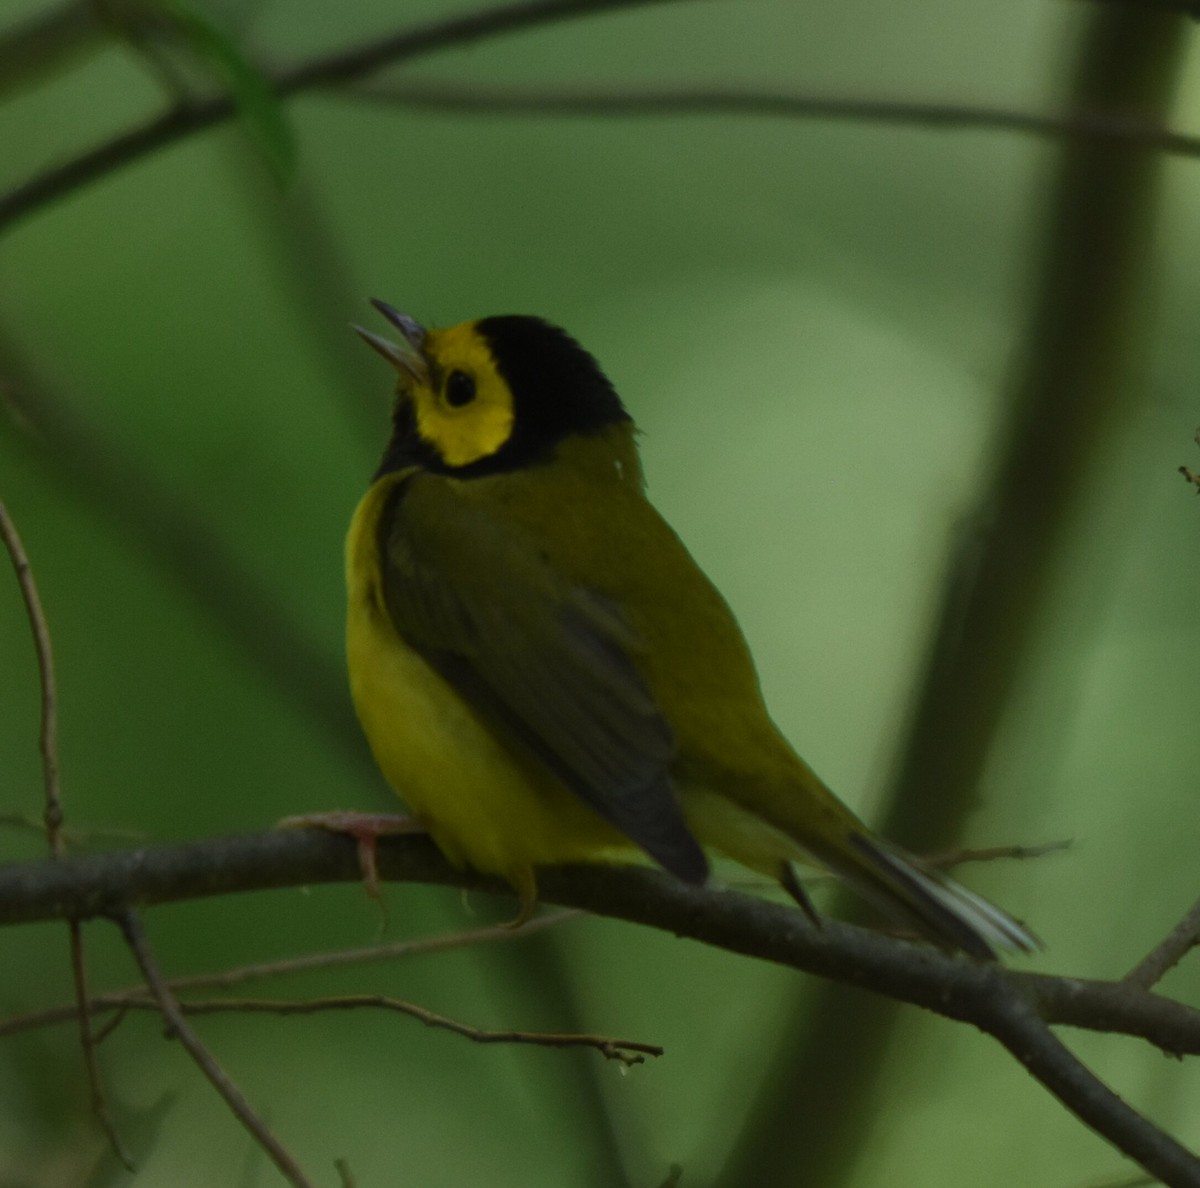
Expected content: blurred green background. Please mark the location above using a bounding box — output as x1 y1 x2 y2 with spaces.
3 0 1200 1184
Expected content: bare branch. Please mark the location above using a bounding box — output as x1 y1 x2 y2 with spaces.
924 839 1073 869
0 0 686 236
60 991 662 1067
115 908 318 1188
0 499 62 852
0 910 579 1037
981 994 1200 1188
66 917 133 1169
341 79 1200 161
1125 895 1200 990
11 4 1200 243
0 833 1197 1179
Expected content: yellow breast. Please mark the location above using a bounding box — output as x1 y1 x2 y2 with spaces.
344 474 635 899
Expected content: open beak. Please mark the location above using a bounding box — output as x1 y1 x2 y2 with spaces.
352 299 428 383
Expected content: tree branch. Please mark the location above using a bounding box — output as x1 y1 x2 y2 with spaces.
0 0 686 236
10 4 1200 242
0 911 578 1037
116 907 318 1188
342 78 1200 160
41 990 662 1067
2 829 1200 1180
1125 895 1200 990
0 500 62 851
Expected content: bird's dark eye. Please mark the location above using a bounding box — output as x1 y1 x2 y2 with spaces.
445 370 476 408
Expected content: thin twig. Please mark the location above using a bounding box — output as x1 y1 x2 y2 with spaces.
66 916 133 1168
341 78 1200 162
0 910 579 1037
924 839 1073 869
50 991 662 1067
0 811 143 843
0 499 62 852
1125 895 1200 990
0 499 131 1166
115 908 317 1188
0 0 684 236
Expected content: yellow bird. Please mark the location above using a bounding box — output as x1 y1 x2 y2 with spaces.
333 301 1036 959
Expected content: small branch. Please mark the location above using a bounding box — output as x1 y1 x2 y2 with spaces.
67 916 133 1169
339 79 1200 162
0 910 579 1037
64 992 661 1067
924 838 1073 869
276 0 683 95
1125 895 1200 989
1181 431 1200 491
982 994 1200 1188
0 0 683 236
0 499 62 853
115 908 317 1188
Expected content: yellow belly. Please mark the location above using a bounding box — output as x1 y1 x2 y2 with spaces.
346 479 635 900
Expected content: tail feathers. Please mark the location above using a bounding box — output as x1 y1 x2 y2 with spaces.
837 833 1040 960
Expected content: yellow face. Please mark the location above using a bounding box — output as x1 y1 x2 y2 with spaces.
405 322 516 469
361 306 630 480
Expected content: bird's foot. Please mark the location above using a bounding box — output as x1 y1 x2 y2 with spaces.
278 811 427 901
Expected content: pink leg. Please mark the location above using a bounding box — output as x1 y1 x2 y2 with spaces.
278 811 427 899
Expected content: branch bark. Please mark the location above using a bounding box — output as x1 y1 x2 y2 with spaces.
2 828 1200 1183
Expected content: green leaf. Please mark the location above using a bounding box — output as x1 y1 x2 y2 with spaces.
155 0 297 183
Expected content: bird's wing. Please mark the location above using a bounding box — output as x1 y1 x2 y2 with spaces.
377 481 708 883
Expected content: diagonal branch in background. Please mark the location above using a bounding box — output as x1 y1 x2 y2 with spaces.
341 78 1200 160
2 831 1200 1183
0 500 62 851
0 0 103 99
1125 896 1200 990
9 1 1200 242
0 0 688 236
718 7 1190 1186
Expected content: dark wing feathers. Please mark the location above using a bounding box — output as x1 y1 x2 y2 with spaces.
378 486 708 883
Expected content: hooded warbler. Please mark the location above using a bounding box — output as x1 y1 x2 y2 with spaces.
341 301 1037 960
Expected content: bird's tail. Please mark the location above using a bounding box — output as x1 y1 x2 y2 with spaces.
800 831 1039 960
